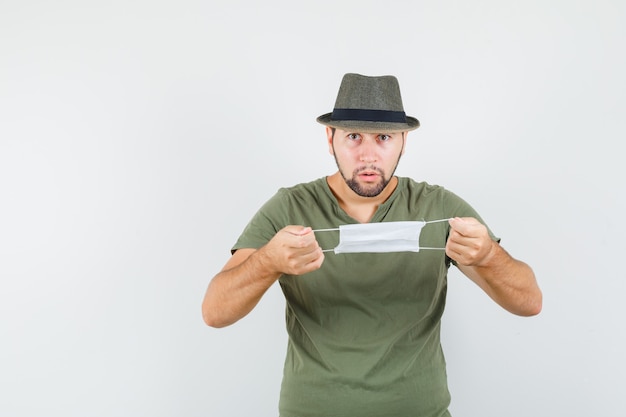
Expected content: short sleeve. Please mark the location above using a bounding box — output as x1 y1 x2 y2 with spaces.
231 189 290 253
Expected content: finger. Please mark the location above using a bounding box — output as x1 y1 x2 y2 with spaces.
446 240 474 265
445 238 462 255
283 225 312 236
288 245 325 275
288 232 318 249
448 217 469 234
293 226 313 236
446 227 470 247
445 244 463 263
449 217 485 238
303 245 324 264
301 247 325 270
278 226 317 250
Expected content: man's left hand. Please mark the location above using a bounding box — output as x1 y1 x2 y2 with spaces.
446 217 496 267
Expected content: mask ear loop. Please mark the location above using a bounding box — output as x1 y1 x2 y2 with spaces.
313 219 452 253
422 218 452 224
311 228 340 252
418 218 450 250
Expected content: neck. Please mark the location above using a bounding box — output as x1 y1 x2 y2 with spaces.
326 173 398 223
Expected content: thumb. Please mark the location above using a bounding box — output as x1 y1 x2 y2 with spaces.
284 225 312 236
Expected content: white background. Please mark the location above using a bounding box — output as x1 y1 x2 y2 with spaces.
1 1 624 416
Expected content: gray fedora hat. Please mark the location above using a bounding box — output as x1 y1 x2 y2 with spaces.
317 73 419 133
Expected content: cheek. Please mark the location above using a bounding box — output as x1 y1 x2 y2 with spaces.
333 152 349 167
379 147 398 159
333 145 353 160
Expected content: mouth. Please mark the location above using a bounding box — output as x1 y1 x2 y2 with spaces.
345 166 388 197
356 168 382 182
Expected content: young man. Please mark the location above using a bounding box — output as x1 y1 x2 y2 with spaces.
202 73 542 417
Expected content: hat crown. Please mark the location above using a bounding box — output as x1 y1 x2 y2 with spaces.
334 73 405 112
316 72 419 133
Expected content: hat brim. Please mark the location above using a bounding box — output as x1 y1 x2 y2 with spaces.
316 112 420 133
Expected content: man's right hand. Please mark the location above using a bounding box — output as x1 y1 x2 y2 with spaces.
258 226 325 276
202 225 325 327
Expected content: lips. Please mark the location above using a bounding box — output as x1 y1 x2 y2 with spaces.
356 168 382 182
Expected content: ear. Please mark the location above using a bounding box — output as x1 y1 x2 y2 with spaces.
401 131 407 155
326 127 335 155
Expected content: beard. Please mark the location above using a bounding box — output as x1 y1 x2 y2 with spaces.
334 154 403 197
343 166 390 197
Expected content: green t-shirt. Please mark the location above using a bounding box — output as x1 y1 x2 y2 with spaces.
232 177 495 417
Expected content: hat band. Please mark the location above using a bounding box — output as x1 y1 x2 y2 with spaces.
331 108 407 123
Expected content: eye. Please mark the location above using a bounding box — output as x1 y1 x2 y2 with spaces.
347 133 361 141
378 134 391 142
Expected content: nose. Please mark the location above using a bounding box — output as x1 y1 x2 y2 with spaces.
359 137 378 163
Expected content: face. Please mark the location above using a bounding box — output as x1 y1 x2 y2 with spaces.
328 127 406 197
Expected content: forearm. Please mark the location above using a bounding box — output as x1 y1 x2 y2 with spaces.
460 243 542 316
202 249 281 328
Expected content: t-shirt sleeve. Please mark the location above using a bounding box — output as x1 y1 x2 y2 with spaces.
231 189 290 253
440 188 500 242
440 188 501 268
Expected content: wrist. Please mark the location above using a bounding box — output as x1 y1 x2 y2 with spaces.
477 239 500 268
252 245 282 282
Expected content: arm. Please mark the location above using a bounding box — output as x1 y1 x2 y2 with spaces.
202 226 324 328
446 217 542 316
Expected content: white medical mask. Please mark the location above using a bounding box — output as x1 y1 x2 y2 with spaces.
314 219 449 254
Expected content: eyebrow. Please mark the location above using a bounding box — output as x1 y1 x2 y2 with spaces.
344 132 396 136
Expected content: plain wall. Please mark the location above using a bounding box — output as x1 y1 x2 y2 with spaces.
1 0 624 416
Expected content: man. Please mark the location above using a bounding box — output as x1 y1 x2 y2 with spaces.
202 73 542 417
